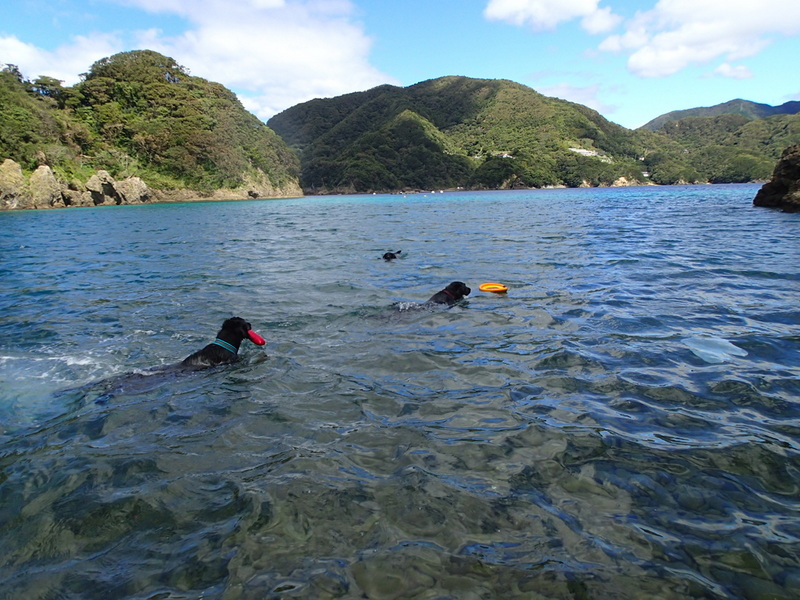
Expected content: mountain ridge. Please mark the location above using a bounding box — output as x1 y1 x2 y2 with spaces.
269 78 800 193
3 52 800 207
641 98 800 131
269 76 659 193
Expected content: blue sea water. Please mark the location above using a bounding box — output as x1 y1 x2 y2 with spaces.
0 184 799 599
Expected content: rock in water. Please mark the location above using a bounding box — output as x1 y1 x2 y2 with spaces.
754 144 800 212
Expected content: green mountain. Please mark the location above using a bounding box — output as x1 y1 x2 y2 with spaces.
0 50 300 198
641 98 800 131
650 111 800 183
268 76 664 193
5 55 799 201
269 78 800 192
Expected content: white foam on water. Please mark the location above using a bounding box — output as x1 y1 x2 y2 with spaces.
683 336 748 364
0 349 126 428
394 301 427 312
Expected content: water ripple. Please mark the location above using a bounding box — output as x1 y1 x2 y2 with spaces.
1 186 799 599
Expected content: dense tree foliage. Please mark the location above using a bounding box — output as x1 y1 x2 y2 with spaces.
0 66 85 171
0 52 298 192
641 98 800 131
269 76 800 193
270 77 656 193
653 112 800 183
4 56 799 197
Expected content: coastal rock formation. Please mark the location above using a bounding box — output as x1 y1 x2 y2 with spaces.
86 170 122 205
754 145 800 212
0 159 26 209
115 176 150 204
0 158 302 210
61 179 90 207
0 162 154 209
30 165 62 209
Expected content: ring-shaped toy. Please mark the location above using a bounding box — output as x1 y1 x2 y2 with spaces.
479 282 509 293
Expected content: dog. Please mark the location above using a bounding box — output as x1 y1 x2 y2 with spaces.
56 317 267 408
427 281 471 305
383 250 402 261
181 317 266 368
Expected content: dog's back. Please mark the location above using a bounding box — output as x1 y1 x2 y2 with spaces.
181 343 237 368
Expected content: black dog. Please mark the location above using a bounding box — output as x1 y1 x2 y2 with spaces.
56 317 267 408
428 281 471 305
383 250 402 261
181 317 266 368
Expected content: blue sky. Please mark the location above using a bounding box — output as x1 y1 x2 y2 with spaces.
1 0 799 128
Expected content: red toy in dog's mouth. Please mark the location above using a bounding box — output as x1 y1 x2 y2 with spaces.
247 330 266 345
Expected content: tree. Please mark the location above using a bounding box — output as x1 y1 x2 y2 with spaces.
472 156 516 188
2 64 25 83
31 76 65 101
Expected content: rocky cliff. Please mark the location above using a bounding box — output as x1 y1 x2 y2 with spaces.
0 159 302 210
753 145 800 212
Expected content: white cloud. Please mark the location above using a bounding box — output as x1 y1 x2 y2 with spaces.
125 0 396 118
712 63 753 80
581 7 622 35
0 34 122 84
484 0 621 34
2 0 396 120
599 0 800 78
117 0 286 18
537 82 615 116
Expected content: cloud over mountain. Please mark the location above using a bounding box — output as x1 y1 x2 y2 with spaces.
483 0 622 33
598 0 800 77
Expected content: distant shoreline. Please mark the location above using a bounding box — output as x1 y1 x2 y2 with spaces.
3 182 770 214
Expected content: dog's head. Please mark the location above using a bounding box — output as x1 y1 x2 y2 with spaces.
218 317 266 345
445 281 471 300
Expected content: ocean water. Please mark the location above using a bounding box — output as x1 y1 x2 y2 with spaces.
0 185 798 599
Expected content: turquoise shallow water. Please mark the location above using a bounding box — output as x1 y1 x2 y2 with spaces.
1 185 799 599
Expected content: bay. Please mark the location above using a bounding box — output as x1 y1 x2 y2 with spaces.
1 184 799 599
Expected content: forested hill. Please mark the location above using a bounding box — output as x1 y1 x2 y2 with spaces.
0 50 300 207
4 53 800 204
641 99 800 131
268 76 662 193
269 77 800 193
656 110 800 169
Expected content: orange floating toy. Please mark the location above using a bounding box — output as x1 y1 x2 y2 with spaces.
479 282 509 294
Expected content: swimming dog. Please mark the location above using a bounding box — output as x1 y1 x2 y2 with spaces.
427 281 471 305
181 317 266 368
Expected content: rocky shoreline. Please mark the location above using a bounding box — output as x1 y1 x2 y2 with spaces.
5 151 798 212
0 159 302 211
753 145 800 212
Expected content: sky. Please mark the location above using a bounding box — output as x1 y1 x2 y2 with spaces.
1 0 799 129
